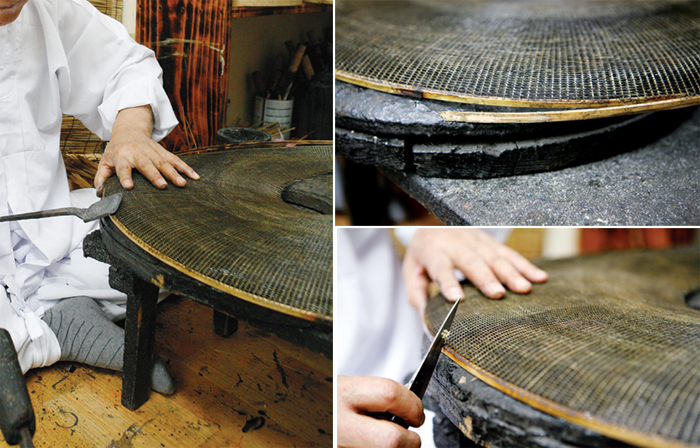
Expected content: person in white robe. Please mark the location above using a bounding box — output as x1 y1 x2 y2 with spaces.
0 0 198 377
336 228 549 448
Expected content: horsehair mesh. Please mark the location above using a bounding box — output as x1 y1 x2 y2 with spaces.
336 0 700 107
103 144 333 322
425 248 700 447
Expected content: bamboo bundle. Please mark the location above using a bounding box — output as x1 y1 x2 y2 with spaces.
61 117 103 190
89 0 122 22
253 121 295 138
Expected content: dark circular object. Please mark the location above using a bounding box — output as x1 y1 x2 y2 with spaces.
428 354 635 448
425 248 700 447
216 127 272 144
336 0 700 112
102 142 332 324
337 108 683 179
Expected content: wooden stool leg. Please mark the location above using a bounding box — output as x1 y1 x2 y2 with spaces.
122 275 160 411
213 310 238 337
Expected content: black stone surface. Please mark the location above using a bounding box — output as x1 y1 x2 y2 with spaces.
384 107 700 226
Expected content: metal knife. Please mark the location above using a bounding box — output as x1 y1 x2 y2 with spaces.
0 193 123 224
390 296 461 428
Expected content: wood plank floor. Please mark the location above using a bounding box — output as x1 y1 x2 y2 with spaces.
0 295 332 448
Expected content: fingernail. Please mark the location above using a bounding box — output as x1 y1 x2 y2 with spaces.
534 269 548 281
192 171 200 180
446 286 463 301
96 183 104 196
123 179 133 189
514 278 531 292
485 284 506 299
157 179 167 188
177 176 187 186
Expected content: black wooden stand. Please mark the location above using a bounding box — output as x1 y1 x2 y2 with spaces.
84 221 331 411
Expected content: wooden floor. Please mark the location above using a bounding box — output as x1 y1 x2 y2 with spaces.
0 295 332 448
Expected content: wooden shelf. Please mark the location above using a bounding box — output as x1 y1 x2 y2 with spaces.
231 3 332 18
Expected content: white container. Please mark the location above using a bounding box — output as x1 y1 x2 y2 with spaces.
253 95 293 140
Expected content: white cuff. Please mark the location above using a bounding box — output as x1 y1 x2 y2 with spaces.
98 78 178 142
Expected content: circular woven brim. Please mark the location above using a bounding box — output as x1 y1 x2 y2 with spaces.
336 0 700 112
103 143 332 324
425 248 700 448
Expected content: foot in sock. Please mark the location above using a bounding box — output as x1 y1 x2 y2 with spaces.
42 296 175 394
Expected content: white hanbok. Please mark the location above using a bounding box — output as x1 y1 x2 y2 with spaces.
0 0 178 373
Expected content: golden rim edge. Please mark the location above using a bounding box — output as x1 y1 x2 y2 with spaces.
336 70 700 121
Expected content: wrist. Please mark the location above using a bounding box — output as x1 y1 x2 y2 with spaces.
112 105 154 139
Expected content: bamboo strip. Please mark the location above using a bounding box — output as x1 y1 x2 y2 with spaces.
440 97 700 123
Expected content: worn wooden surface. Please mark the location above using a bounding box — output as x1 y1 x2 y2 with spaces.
137 0 231 152
0 296 332 448
120 274 160 411
230 4 331 18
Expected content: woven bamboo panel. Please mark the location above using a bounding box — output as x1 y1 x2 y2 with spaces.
102 143 333 323
425 248 700 448
336 0 700 110
60 0 123 189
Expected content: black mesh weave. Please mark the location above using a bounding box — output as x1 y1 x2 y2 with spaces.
425 249 700 446
336 0 700 107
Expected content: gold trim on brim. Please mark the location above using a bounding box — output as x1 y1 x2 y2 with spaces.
336 70 700 121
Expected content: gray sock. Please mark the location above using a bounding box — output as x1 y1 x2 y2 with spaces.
42 296 175 395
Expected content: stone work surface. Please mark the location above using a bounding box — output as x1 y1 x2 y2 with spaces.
386 107 700 226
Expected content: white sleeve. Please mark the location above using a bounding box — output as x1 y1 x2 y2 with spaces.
55 0 178 141
394 227 512 247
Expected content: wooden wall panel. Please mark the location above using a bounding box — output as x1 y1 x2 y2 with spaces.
580 229 698 253
137 0 231 153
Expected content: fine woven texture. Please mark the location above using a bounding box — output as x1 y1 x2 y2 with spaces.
336 0 700 107
425 248 700 446
103 144 332 322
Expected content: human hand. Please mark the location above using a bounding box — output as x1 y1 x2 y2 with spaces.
94 105 199 195
337 375 424 448
402 228 548 311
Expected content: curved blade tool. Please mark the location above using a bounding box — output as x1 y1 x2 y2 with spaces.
0 193 123 224
391 297 461 428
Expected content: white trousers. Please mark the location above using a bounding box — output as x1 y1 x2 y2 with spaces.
0 189 127 373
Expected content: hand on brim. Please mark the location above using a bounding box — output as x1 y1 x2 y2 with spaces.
94 105 199 195
403 228 548 311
